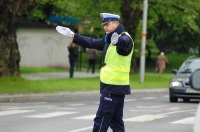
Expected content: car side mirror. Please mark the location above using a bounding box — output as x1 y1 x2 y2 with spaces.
190 69 200 90
171 69 177 74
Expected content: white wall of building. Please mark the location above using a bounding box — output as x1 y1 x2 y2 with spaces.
17 28 71 68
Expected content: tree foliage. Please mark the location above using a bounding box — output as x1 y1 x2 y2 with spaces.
1 0 200 77
28 0 122 37
147 0 200 54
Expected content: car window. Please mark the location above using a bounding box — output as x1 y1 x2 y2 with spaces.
178 60 200 74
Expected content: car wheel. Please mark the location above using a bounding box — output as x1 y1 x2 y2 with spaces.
170 96 178 102
183 98 190 102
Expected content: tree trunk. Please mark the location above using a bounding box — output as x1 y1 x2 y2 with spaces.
120 0 143 40
0 0 35 76
120 0 143 73
0 29 20 76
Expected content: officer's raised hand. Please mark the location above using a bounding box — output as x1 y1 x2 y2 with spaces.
111 32 119 45
56 25 74 38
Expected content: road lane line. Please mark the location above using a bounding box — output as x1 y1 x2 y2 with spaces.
137 105 169 109
48 107 75 110
25 111 77 118
68 104 85 106
5 105 56 110
124 114 167 122
129 109 161 113
0 110 34 116
171 117 194 124
72 114 95 120
125 109 196 123
68 126 93 132
142 97 157 100
162 95 169 98
160 109 196 116
125 99 136 102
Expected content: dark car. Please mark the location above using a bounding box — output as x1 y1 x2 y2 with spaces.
169 56 200 102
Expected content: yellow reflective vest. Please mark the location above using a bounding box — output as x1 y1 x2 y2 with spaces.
100 32 134 85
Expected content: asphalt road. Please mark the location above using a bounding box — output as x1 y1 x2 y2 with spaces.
0 93 199 132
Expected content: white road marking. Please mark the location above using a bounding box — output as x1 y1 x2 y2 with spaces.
137 105 169 109
124 114 167 122
68 126 93 132
168 107 179 111
142 97 157 100
125 109 196 123
22 102 47 104
48 107 75 110
171 117 194 124
5 105 56 110
68 104 85 106
125 99 136 102
162 95 169 98
72 114 95 120
160 109 196 115
0 110 34 116
129 109 161 113
25 111 77 118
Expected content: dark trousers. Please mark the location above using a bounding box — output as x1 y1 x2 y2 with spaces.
87 59 96 73
93 94 125 132
69 57 77 78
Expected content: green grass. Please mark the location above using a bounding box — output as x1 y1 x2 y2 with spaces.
130 73 173 88
20 67 67 74
0 73 173 94
0 53 193 94
0 77 99 94
166 53 192 72
136 53 193 73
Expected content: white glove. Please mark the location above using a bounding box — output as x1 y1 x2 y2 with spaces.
111 32 119 45
56 25 74 38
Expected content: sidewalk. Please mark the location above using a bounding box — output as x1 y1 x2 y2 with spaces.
0 72 168 102
0 88 168 103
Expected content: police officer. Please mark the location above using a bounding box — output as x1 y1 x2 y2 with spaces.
56 13 134 132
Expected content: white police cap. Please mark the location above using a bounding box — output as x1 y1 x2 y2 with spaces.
100 13 120 25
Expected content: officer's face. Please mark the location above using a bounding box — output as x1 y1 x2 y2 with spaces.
103 21 119 34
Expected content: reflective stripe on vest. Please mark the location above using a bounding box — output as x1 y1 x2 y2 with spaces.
100 32 134 85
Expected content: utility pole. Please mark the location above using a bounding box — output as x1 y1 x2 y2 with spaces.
140 0 148 84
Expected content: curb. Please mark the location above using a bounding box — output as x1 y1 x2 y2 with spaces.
0 88 168 103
